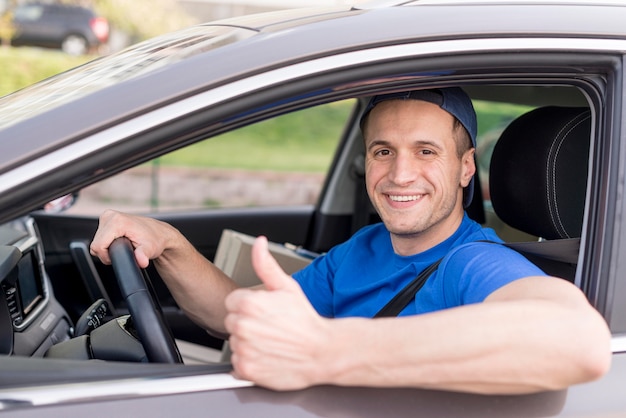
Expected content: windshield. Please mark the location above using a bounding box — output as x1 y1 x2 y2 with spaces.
0 25 254 130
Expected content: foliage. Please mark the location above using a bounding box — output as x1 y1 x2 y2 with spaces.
0 10 15 47
160 102 355 172
92 0 196 42
474 101 531 138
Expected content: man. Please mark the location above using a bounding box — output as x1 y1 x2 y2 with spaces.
90 87 611 394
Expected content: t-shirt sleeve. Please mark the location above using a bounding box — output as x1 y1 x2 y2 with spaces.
440 242 548 306
292 244 345 318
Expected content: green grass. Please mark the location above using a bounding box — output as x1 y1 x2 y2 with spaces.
474 101 532 138
159 101 354 172
0 47 92 97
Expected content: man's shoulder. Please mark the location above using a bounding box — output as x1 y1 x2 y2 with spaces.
444 217 519 265
449 215 501 246
443 238 541 276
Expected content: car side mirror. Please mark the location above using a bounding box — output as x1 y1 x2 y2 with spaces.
43 193 78 213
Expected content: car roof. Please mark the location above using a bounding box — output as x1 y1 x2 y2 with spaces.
3 1 626 123
377 0 626 6
0 0 626 127
1 1 623 122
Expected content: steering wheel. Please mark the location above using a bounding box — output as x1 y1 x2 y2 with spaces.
109 237 182 364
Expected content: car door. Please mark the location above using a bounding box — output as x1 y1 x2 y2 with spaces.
31 101 355 348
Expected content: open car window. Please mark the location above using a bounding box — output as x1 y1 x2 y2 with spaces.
67 101 354 215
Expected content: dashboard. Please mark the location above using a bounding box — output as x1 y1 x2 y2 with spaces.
0 217 72 357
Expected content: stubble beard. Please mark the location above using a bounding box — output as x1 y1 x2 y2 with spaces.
380 193 461 253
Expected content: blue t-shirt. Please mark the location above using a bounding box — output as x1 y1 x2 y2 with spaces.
293 214 546 318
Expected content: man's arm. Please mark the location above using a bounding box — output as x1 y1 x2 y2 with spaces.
90 210 238 335
225 237 611 393
323 277 610 394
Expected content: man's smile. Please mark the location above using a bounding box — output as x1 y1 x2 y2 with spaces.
387 194 425 202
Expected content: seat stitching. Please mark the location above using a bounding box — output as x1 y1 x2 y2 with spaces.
546 112 590 238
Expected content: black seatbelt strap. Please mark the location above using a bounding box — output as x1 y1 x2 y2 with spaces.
505 238 580 264
374 258 442 318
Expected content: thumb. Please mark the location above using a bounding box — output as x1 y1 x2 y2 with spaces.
252 236 296 291
134 246 150 269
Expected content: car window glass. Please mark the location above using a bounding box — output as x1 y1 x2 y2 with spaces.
68 100 355 215
14 5 44 21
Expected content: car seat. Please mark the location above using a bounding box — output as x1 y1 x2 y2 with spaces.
489 106 592 281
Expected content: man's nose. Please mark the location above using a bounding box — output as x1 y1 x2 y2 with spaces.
389 153 418 186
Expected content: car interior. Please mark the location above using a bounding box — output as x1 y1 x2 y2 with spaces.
0 80 596 377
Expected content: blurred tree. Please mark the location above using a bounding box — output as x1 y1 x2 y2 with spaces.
0 10 15 47
93 0 196 42
0 0 16 47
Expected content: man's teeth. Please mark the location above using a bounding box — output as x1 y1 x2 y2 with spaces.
389 195 421 202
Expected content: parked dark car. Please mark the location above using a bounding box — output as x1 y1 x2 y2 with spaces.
10 3 109 55
0 0 624 416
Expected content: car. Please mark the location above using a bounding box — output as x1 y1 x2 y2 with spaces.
10 2 109 55
0 0 625 415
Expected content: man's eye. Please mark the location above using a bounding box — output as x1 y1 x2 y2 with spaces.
375 149 391 156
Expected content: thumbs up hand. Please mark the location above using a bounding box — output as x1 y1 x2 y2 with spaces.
224 236 331 390
251 235 303 292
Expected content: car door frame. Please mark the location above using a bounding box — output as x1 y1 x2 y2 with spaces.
24 39 626 350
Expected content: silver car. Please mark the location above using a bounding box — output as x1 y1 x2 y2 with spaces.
0 0 624 416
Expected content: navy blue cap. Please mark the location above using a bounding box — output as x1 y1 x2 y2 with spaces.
360 87 477 207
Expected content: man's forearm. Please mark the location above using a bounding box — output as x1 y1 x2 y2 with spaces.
224 242 611 393
153 232 238 336
322 280 610 394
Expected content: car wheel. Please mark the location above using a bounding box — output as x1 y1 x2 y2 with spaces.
61 34 88 56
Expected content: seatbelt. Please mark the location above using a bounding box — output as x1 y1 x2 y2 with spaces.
373 238 580 318
505 238 580 264
374 258 442 318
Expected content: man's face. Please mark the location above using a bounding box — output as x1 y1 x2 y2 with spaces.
363 99 475 254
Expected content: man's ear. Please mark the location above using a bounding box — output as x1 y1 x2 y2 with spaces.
460 148 476 188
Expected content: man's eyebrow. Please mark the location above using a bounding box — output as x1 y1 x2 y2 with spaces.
366 139 391 152
366 139 444 152
413 139 444 151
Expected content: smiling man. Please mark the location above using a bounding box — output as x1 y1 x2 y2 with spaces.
363 90 475 255
91 87 611 394
290 89 557 320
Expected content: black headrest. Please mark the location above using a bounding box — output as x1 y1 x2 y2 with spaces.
489 106 591 239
